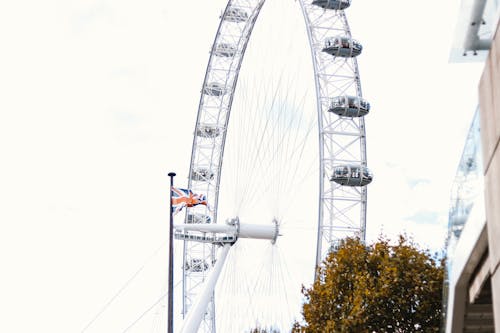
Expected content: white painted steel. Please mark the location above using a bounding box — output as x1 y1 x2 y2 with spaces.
175 223 278 241
180 245 232 333
183 1 266 331
238 223 278 241
298 0 369 270
176 224 235 234
184 0 370 330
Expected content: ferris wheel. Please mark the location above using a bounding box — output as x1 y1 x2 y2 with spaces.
176 0 372 332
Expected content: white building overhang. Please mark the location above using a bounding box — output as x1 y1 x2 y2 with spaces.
446 193 488 332
449 0 500 62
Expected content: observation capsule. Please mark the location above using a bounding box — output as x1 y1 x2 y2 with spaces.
328 239 342 253
330 165 373 186
213 43 237 57
184 259 209 272
322 36 362 57
190 167 215 181
196 125 223 138
203 82 226 96
328 95 370 117
451 223 465 238
312 0 351 10
223 7 248 22
451 213 467 226
187 213 212 224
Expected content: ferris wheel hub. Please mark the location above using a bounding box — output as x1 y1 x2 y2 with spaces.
174 217 280 245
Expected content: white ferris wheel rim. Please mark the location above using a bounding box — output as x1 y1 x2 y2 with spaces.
182 0 370 332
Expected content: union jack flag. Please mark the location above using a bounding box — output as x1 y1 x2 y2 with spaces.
171 187 208 215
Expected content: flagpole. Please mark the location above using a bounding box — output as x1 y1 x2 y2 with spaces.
167 172 176 333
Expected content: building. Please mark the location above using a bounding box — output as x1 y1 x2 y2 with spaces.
445 0 500 332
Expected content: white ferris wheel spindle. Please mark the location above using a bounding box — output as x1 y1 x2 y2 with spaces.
178 219 280 333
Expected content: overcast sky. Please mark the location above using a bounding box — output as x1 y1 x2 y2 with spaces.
0 0 486 332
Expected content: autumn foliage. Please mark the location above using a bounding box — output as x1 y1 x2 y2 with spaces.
292 236 444 333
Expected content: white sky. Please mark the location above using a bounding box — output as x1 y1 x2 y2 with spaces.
0 0 486 332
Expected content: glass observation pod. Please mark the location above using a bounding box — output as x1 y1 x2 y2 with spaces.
312 0 351 10
184 259 209 272
213 43 237 57
203 82 226 96
322 36 362 57
329 239 342 253
330 165 373 186
450 213 468 237
223 7 248 23
187 213 212 224
329 95 370 117
196 125 223 138
190 167 215 181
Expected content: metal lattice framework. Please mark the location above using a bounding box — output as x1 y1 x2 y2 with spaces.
299 0 369 266
182 0 371 331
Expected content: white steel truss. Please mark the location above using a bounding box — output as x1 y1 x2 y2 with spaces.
184 1 266 332
298 0 369 268
184 0 370 331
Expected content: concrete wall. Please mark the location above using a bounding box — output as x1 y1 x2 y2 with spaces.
479 20 500 333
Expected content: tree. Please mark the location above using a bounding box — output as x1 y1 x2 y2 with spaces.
292 235 444 333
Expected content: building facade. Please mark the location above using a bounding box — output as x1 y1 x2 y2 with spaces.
445 0 500 332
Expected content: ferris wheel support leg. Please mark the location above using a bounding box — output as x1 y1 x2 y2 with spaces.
180 244 232 333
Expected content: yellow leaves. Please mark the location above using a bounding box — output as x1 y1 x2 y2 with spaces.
294 235 444 332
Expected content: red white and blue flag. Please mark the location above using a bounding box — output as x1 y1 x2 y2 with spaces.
171 187 208 215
